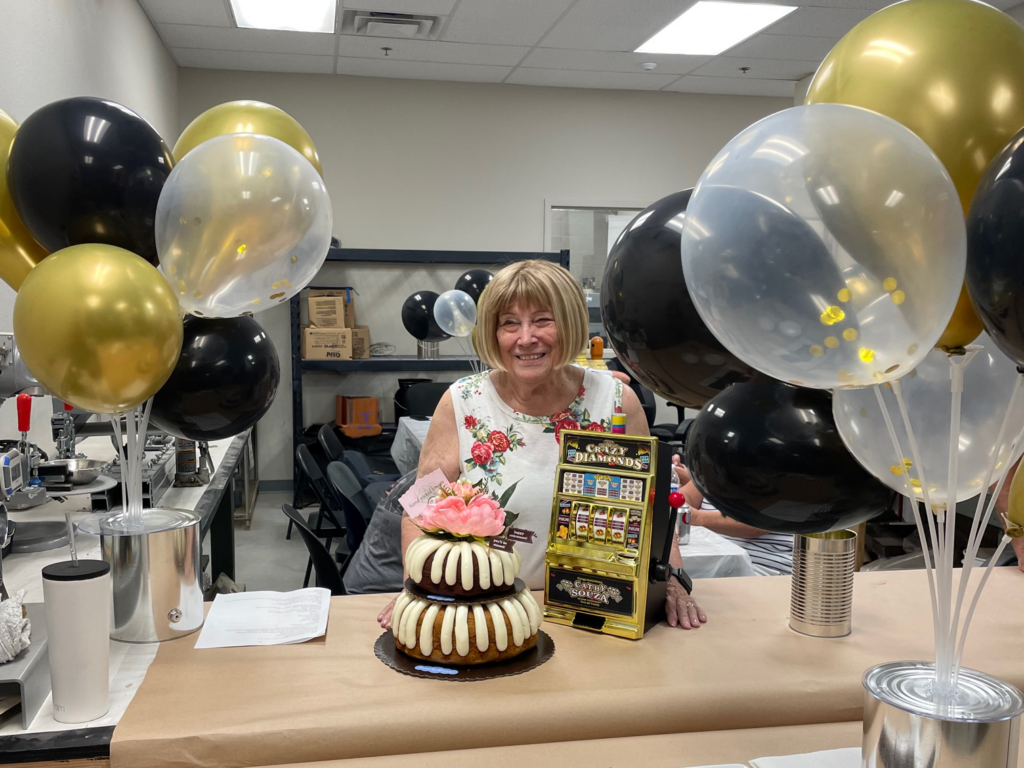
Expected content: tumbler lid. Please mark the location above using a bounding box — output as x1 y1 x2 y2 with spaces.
42 559 110 582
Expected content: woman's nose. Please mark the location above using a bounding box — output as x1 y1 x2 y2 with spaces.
517 322 538 344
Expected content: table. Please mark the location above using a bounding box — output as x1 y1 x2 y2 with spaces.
682 526 756 579
108 568 1024 768
390 416 431 474
0 430 253 764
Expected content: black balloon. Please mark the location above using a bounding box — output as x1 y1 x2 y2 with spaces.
150 316 280 441
454 269 494 304
6 97 173 264
967 129 1024 365
685 381 888 534
601 190 763 407
401 291 450 342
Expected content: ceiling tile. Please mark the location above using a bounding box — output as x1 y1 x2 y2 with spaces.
172 48 335 74
505 68 678 90
520 48 708 76
763 7 874 37
335 57 511 82
666 75 797 97
442 0 575 46
691 56 820 80
337 37 528 66
726 33 837 62
158 24 337 55
139 0 232 27
539 0 691 52
343 0 457 13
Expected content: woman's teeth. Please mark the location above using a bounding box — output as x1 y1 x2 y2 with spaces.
517 353 544 360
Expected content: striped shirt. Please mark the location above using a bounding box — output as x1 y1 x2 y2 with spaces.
700 499 794 575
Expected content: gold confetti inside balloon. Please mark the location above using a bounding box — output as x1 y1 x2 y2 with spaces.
834 334 1024 506
13 244 183 413
155 133 332 318
0 109 47 290
174 100 322 176
680 104 965 390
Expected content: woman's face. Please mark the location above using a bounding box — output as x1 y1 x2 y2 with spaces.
496 302 561 385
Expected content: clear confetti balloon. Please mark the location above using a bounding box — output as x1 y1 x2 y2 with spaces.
833 335 1024 505
155 133 332 318
680 104 966 390
433 289 477 337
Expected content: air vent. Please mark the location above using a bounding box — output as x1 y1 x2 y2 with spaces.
341 10 446 41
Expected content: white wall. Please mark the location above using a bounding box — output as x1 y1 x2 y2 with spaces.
178 69 788 483
0 0 178 454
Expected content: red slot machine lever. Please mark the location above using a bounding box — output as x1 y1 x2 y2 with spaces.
17 393 31 434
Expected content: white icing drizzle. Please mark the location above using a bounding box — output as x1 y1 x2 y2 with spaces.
473 545 491 590
514 591 541 634
419 604 441 656
472 604 488 652
444 543 461 586
459 541 474 590
455 605 470 656
488 549 504 586
401 599 427 649
407 537 446 582
391 592 412 639
440 606 456 655
487 602 509 651
503 597 529 646
497 551 515 586
430 542 453 584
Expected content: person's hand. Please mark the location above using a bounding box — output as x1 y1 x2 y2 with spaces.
378 596 397 629
671 455 691 487
665 580 707 630
1012 536 1024 574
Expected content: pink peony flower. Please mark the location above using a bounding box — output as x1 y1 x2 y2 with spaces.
445 479 478 503
419 494 506 537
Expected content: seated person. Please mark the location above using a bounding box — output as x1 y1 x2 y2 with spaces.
342 471 416 595
674 457 793 576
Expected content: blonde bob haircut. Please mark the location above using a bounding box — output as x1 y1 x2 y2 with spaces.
475 260 588 372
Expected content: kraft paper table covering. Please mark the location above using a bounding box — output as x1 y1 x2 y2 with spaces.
110 569 1024 768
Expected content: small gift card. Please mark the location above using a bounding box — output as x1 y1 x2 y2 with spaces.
398 469 448 519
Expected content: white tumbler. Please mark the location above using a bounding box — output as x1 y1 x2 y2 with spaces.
42 560 111 723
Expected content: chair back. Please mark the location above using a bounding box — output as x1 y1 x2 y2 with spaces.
405 382 449 417
295 444 345 532
326 462 371 552
318 423 345 462
281 504 345 595
342 450 375 488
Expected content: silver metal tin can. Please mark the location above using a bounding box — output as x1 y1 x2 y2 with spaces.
790 529 857 638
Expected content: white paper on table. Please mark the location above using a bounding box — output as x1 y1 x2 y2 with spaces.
194 589 331 649
750 748 860 768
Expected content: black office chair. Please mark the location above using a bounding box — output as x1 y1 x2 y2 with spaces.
318 423 400 487
405 382 449 418
326 462 371 552
281 505 346 595
318 423 345 462
295 444 347 587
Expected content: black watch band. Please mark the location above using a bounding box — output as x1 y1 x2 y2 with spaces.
669 566 693 595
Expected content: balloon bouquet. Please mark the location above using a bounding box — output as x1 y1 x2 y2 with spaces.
616 0 1024 711
1 98 329 529
401 269 492 371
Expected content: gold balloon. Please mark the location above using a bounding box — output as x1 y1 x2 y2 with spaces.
0 109 47 291
936 284 984 350
805 0 1024 215
173 100 322 176
14 244 183 413
1007 460 1024 534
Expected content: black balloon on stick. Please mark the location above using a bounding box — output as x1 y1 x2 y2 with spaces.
454 269 493 304
6 96 173 265
150 315 280 441
402 291 450 342
601 190 762 408
685 381 888 534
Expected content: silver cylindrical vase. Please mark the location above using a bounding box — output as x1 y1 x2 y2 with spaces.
790 529 856 638
863 661 1024 767
79 508 204 643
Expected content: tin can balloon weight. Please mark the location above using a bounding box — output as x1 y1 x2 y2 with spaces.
433 290 477 337
155 133 332 318
680 104 966 390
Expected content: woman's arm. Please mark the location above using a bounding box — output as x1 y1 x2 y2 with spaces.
620 385 650 437
680 479 770 539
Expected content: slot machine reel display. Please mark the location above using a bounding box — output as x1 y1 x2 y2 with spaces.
544 430 686 640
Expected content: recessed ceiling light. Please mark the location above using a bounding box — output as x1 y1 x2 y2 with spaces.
635 1 797 56
230 0 336 34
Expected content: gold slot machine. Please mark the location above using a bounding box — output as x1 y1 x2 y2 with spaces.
543 429 683 640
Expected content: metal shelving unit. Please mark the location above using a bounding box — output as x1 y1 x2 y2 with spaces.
290 247 569 503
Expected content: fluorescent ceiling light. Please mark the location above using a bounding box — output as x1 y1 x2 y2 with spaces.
636 1 797 56
230 0 336 33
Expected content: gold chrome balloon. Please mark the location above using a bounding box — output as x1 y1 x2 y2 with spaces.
13 244 183 413
1006 460 1024 534
173 100 322 176
0 109 47 290
936 285 984 350
806 0 1024 214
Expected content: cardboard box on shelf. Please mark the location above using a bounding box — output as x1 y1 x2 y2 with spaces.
301 326 371 360
350 326 371 360
308 288 356 328
337 396 381 438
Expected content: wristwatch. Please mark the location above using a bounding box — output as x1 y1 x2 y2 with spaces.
669 566 693 595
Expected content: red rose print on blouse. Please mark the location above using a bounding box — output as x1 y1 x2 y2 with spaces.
464 415 478 429
489 430 511 453
470 440 493 466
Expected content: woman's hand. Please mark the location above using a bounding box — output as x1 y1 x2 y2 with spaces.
378 596 397 629
665 580 707 630
671 455 691 486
